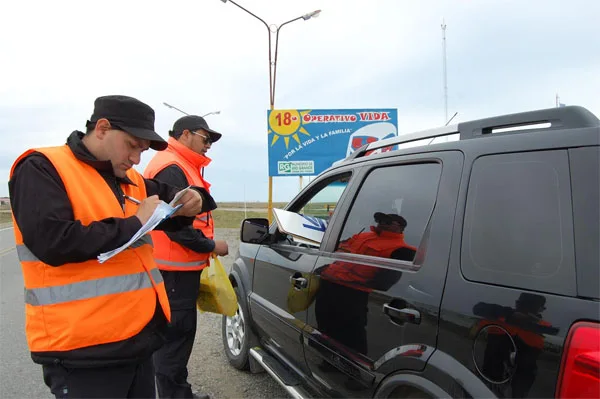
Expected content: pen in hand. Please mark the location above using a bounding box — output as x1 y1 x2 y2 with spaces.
124 195 141 205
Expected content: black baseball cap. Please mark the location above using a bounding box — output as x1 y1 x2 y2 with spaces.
86 95 168 151
169 115 222 143
374 212 407 228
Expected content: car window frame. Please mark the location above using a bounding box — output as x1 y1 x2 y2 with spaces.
268 168 357 250
324 156 445 268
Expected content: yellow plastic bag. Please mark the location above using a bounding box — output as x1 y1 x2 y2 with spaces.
286 273 320 313
196 255 238 317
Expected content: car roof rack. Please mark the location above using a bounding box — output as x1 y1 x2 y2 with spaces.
346 105 599 162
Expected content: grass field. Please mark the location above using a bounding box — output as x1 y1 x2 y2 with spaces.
218 201 287 209
212 209 268 229
0 213 12 225
0 204 274 229
0 204 11 225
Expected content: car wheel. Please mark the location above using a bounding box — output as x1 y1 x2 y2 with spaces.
222 286 250 370
388 386 432 398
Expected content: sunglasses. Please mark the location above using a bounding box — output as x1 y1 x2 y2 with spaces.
190 131 212 144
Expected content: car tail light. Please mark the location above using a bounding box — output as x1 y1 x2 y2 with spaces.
556 321 600 398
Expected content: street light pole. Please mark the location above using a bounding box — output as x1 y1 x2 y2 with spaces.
221 0 320 109
163 102 221 118
220 0 273 108
163 102 189 116
201 110 221 117
272 10 321 108
220 0 321 222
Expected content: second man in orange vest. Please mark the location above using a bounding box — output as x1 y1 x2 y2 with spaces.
144 115 229 399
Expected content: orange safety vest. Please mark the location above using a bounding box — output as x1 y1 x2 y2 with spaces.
144 137 213 271
322 227 416 289
10 145 171 353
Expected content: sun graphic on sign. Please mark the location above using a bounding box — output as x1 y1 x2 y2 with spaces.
268 110 311 149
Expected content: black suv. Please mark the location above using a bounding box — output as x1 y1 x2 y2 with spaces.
221 106 599 398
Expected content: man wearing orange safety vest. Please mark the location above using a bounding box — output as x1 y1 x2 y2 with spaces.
8 95 212 399
144 115 229 399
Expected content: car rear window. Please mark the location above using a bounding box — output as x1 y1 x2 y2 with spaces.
461 150 577 296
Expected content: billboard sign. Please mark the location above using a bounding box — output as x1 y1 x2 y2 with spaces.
267 108 398 176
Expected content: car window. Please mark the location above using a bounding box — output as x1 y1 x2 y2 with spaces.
461 150 576 296
336 163 442 263
279 173 351 246
300 180 347 221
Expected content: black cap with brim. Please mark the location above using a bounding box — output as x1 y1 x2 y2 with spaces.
87 95 168 151
373 212 407 227
203 127 223 143
119 125 168 151
170 115 222 143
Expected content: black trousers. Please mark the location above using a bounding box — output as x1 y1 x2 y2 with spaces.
153 308 197 398
42 357 155 398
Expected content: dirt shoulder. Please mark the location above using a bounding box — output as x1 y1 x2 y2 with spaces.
188 228 288 398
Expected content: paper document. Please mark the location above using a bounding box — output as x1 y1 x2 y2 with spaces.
272 208 328 246
97 201 183 263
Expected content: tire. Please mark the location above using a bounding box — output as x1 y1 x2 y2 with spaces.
388 386 432 398
221 286 250 370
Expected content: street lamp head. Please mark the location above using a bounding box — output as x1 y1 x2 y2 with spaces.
201 110 222 117
302 9 321 21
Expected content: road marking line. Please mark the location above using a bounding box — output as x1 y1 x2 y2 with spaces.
0 226 14 232
0 247 15 257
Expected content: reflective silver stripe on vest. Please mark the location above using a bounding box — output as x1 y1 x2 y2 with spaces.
25 268 164 306
130 234 153 249
150 267 163 284
195 215 208 222
16 245 39 262
156 259 207 268
17 237 152 263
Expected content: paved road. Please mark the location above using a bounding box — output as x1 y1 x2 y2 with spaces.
0 226 287 399
0 226 48 398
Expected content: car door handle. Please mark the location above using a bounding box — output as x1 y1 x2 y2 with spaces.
383 304 421 325
289 276 308 289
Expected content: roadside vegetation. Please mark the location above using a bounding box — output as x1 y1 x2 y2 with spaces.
0 203 278 229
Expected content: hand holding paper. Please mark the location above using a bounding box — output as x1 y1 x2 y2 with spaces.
135 195 162 225
98 200 183 263
97 186 204 263
170 186 204 217
169 186 192 206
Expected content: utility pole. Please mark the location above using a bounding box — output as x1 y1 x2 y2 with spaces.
220 0 320 223
442 19 448 124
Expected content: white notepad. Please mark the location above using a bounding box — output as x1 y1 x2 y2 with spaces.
97 186 192 263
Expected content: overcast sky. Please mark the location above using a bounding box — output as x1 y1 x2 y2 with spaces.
1 0 599 202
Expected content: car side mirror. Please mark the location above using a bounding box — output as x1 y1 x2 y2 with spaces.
240 218 270 244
